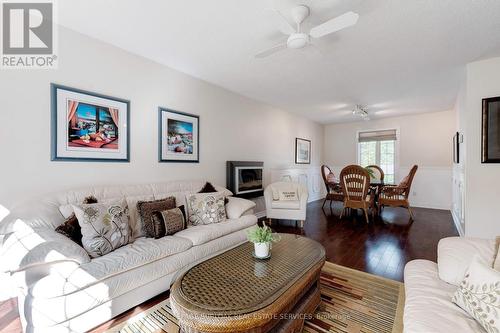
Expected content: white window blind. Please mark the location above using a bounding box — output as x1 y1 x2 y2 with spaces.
358 129 397 142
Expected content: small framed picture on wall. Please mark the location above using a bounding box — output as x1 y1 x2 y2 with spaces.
295 138 311 164
51 84 130 162
158 107 199 163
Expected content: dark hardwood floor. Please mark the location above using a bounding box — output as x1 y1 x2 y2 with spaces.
271 199 459 282
0 199 458 332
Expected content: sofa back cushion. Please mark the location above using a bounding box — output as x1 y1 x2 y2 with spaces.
438 237 495 286
0 180 232 235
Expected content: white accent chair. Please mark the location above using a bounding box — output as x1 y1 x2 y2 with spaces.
264 182 308 228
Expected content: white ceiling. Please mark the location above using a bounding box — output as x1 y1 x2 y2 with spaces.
58 0 500 124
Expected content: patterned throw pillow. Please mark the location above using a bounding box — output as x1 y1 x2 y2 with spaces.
137 197 176 238
186 193 226 225
72 200 130 258
150 206 187 239
452 257 500 333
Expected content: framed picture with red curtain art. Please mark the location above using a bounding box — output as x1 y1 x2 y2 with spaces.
51 84 130 162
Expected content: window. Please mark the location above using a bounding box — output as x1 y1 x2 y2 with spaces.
358 130 397 184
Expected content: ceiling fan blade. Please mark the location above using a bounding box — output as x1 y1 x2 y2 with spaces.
267 8 295 35
255 43 287 58
310 11 359 39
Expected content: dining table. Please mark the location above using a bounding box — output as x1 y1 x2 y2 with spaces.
326 178 391 216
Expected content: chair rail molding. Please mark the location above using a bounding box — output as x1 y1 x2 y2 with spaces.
270 166 325 202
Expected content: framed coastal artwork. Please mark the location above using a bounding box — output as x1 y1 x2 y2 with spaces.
295 138 311 164
158 107 199 163
482 96 500 163
51 84 130 162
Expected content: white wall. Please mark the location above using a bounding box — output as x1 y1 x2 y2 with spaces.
0 27 324 210
451 70 467 235
461 57 500 238
323 110 456 209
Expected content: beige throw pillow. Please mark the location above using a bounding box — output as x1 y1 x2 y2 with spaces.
72 200 130 258
452 257 500 333
186 192 226 225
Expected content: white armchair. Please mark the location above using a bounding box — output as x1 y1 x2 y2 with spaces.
264 182 308 228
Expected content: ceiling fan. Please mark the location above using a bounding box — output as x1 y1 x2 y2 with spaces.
255 5 359 58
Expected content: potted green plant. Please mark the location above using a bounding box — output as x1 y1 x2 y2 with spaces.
246 225 280 259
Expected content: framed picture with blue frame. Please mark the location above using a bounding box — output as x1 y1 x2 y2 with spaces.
51 84 130 162
158 107 199 163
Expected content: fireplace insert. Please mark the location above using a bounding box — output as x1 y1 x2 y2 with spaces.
226 161 264 198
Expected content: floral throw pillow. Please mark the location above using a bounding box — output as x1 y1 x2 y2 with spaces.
452 257 500 333
186 193 226 226
72 200 131 258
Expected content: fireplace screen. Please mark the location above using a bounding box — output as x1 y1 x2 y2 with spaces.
235 167 263 194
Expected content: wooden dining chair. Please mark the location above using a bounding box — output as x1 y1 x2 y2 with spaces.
320 165 344 209
339 165 376 223
379 165 418 220
366 165 384 181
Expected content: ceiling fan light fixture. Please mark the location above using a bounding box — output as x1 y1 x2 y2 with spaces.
287 33 309 49
352 104 369 118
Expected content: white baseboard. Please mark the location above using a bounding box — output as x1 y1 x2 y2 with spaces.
411 203 451 210
451 210 464 236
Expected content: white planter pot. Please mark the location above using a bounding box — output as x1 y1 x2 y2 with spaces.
254 242 271 258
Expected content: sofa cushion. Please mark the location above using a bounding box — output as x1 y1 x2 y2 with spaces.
438 237 495 286
25 230 249 327
404 259 485 333
174 214 257 246
29 235 193 298
271 200 301 210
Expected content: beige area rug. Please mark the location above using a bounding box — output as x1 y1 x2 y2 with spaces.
106 262 404 333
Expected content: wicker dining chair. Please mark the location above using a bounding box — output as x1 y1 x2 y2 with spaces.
339 165 376 223
366 165 384 181
379 165 418 220
320 165 344 209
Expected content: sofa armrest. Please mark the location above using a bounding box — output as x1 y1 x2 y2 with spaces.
1 226 90 274
264 186 274 211
438 236 495 286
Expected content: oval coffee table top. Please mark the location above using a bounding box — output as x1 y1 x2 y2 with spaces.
170 233 325 317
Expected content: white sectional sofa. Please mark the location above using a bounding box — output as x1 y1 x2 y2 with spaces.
404 237 495 333
0 180 257 333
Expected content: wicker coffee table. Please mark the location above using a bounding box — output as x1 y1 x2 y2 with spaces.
170 234 325 333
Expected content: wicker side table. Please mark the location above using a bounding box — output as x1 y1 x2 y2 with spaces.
170 234 326 333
